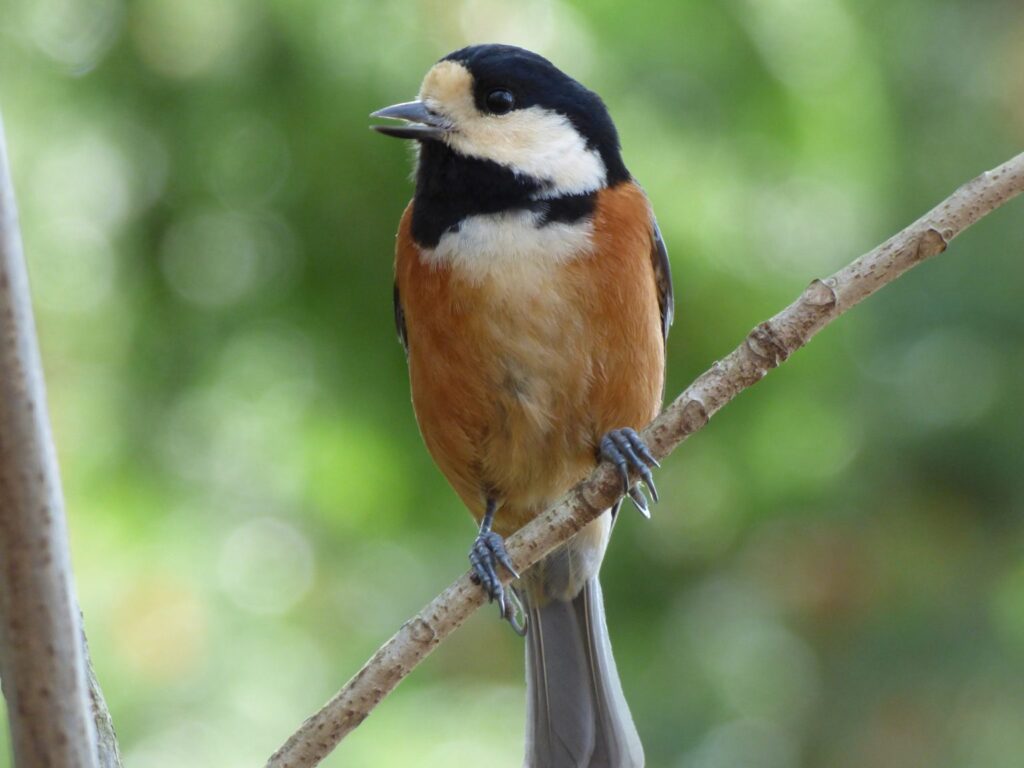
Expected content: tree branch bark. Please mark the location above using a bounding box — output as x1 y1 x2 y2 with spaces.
0 113 120 767
266 151 1024 768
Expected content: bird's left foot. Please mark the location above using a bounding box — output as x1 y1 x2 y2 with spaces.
600 427 660 509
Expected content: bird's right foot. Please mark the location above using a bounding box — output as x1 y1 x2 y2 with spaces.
468 528 526 634
468 528 518 603
469 497 526 634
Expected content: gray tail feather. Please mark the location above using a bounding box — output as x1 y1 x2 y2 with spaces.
523 576 644 768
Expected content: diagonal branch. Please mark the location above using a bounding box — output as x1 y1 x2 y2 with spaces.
266 151 1024 768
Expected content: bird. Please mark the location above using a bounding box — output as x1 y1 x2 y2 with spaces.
371 44 672 768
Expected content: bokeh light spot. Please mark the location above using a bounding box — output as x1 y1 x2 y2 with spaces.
457 0 595 75
30 218 116 313
218 517 315 615
736 0 858 94
26 0 123 73
207 118 291 205
131 0 256 79
113 579 207 682
895 328 1000 429
684 719 799 768
160 211 295 308
30 129 134 234
685 579 820 727
747 393 862 495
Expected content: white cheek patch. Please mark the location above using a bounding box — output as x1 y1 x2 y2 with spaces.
417 62 608 197
418 210 594 285
445 108 607 198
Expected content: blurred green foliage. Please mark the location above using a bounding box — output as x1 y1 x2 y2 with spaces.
1 0 1023 766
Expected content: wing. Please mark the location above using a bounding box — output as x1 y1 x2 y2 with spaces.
651 215 674 344
393 201 416 358
394 281 408 356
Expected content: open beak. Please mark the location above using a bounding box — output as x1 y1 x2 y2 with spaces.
370 101 449 140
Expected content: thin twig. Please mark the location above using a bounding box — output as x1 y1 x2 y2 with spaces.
267 152 1024 768
0 112 121 767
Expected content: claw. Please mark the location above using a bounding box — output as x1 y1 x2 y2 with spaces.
627 486 651 518
600 427 661 507
626 430 660 468
496 549 519 580
638 463 659 503
500 588 528 636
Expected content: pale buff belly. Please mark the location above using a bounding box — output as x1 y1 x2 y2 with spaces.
429 212 601 522
475 275 600 512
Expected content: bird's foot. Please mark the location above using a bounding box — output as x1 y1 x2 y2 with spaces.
469 529 524 631
600 427 660 511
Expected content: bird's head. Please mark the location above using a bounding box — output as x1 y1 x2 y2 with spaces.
371 44 628 198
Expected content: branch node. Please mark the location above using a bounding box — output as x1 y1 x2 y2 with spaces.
407 617 436 645
746 323 789 368
680 398 710 434
914 226 949 261
805 278 839 308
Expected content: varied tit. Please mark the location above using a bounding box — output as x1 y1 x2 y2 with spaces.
372 44 672 768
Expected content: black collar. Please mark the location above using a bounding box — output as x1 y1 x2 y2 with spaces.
411 142 602 248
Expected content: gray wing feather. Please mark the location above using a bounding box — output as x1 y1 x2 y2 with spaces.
651 216 674 345
393 281 408 356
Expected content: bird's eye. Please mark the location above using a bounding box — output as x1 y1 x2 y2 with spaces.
485 89 515 115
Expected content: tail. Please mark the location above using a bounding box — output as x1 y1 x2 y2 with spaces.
523 576 644 768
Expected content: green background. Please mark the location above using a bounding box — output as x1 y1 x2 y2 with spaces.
2 0 1024 766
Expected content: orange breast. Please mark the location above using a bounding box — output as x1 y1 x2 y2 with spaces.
395 182 665 535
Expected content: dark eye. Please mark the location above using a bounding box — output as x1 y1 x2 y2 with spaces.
485 89 515 115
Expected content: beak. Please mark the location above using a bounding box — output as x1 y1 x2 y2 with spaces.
370 101 449 140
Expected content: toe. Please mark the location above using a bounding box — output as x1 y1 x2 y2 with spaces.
600 427 662 505
469 544 497 600
600 434 631 493
469 531 518 602
625 428 660 468
485 531 520 580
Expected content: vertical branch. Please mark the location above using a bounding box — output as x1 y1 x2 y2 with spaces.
0 114 103 765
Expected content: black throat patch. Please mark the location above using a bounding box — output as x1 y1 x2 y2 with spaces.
410 142 599 249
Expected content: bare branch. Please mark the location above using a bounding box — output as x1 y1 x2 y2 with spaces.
266 152 1024 768
82 625 124 768
0 113 119 766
